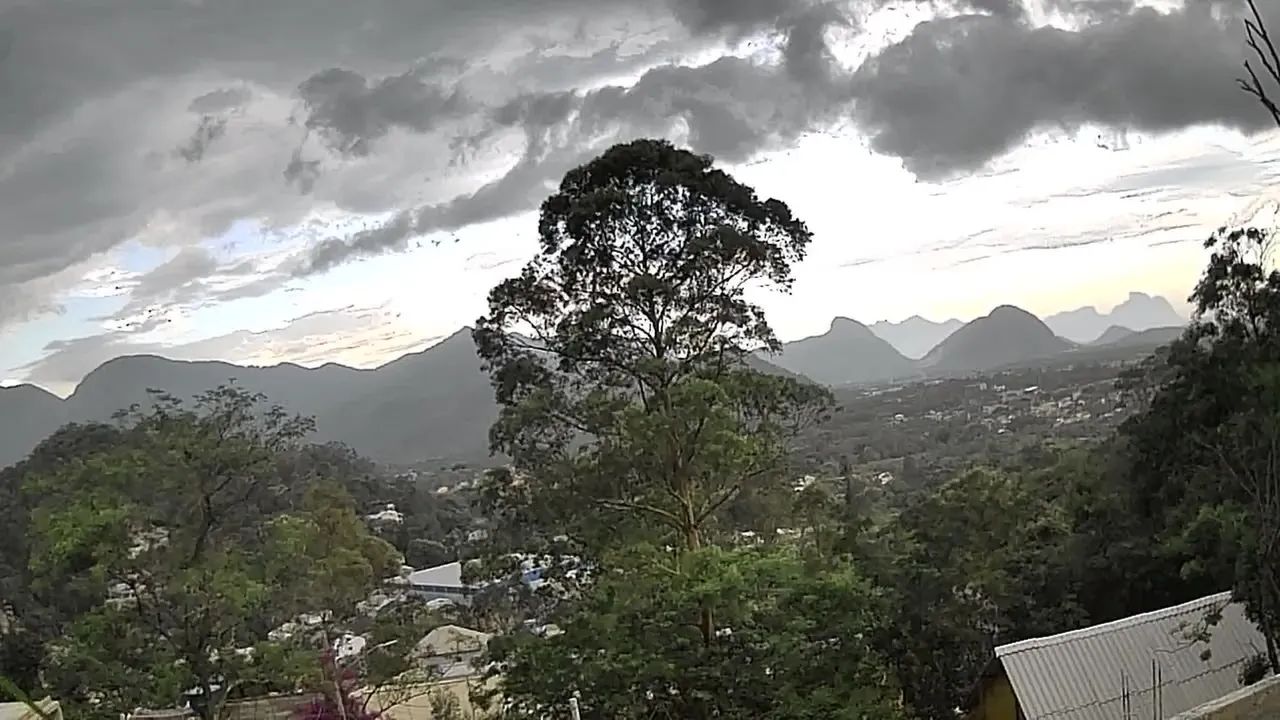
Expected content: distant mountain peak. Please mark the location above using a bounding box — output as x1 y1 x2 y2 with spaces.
988 304 1036 319
1046 291 1185 344
828 316 874 335
770 316 914 387
867 315 964 359
921 303 1069 374
1090 325 1135 345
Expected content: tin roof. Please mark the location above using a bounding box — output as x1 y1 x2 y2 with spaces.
996 591 1269 720
0 700 61 720
407 561 464 588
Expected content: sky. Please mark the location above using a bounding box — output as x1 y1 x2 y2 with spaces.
2 0 1280 397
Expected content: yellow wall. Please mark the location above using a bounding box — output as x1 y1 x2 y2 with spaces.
370 677 499 720
968 673 1019 720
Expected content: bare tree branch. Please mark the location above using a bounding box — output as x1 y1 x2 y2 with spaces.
1240 0 1280 128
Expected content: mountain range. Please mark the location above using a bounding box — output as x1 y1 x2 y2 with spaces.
865 292 1184 355
1042 292 1185 344
0 296 1188 469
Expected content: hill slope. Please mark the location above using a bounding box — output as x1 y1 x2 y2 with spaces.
771 318 917 386
320 329 498 464
0 332 496 470
0 385 67 470
1089 325 1135 346
1092 325 1184 350
921 305 1073 376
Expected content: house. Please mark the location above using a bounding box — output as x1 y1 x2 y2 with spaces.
367 503 405 526
370 625 498 720
412 625 491 680
966 591 1270 720
392 562 477 606
0 699 62 720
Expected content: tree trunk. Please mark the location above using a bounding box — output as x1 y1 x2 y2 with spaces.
680 509 715 647
1265 630 1278 675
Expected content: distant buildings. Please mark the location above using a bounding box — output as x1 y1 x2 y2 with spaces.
366 503 405 526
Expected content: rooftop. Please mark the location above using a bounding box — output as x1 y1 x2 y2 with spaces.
995 591 1269 720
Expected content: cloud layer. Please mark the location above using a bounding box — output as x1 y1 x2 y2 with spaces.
853 4 1279 178
2 0 1279 387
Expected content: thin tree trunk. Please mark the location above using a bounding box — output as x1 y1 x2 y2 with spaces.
681 509 715 647
1265 629 1278 675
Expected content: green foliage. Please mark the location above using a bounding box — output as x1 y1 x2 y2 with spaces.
474 138 828 568
484 545 903 720
1119 225 1280 667
18 385 400 720
850 467 1087 718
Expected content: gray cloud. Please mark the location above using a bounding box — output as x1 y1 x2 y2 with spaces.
99 248 291 332
299 43 851 274
297 65 473 156
297 0 858 274
0 0 648 328
175 115 229 163
670 0 809 34
851 3 1279 178
132 247 219 300
188 86 254 114
302 0 1280 274
6 0 1280 354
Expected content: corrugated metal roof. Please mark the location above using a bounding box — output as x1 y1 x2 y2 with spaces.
0 700 62 720
997 591 1269 720
407 561 463 588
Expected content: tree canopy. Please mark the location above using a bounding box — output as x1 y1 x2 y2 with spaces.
15 386 402 720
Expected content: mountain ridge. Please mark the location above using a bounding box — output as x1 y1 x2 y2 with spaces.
868 315 964 359
0 300 1184 469
919 305 1073 375
767 317 917 386
1044 292 1185 343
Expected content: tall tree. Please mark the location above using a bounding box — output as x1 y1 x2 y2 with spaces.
473 139 829 644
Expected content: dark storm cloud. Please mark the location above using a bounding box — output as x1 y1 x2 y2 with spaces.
670 0 808 33
0 0 643 326
851 3 1279 178
175 115 229 163
780 3 852 85
7 0 1280 334
299 43 852 275
188 87 254 114
297 65 473 156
